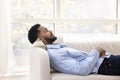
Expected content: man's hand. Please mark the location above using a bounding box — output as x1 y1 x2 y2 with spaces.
95 47 106 58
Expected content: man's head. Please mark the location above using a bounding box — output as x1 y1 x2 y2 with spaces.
28 24 57 45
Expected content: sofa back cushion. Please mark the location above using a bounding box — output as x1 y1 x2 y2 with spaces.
58 34 120 55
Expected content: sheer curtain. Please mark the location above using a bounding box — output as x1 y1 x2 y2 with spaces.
0 0 14 76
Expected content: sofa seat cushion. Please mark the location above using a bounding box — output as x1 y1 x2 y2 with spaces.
51 73 120 80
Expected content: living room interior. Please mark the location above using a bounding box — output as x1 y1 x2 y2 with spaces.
0 0 120 80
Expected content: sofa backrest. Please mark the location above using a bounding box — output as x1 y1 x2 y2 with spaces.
56 34 120 55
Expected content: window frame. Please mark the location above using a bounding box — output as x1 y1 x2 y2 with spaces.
11 0 120 34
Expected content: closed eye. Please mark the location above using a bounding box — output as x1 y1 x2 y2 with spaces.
44 28 48 32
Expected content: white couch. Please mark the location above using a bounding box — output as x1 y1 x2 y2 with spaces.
30 34 120 80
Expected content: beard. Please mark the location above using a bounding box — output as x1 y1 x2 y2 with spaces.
45 36 57 44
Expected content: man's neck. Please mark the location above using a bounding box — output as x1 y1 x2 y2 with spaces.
42 40 53 45
45 42 53 45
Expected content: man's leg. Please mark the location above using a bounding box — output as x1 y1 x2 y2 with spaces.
98 55 120 75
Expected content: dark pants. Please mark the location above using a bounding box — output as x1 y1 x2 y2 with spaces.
98 55 120 76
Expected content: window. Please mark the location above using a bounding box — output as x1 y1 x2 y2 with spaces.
60 0 116 19
9 0 120 72
57 23 116 34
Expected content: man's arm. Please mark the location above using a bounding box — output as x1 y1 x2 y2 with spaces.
95 47 106 58
51 49 100 76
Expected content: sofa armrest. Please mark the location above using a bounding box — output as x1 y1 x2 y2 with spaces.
30 47 51 80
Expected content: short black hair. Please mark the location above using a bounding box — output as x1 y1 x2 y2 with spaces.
28 24 41 44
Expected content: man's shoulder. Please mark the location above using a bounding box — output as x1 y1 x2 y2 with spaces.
46 43 67 49
55 43 67 47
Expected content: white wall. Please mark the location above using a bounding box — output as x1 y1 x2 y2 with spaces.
0 0 10 74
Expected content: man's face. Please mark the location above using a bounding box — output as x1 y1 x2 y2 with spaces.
38 26 57 44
